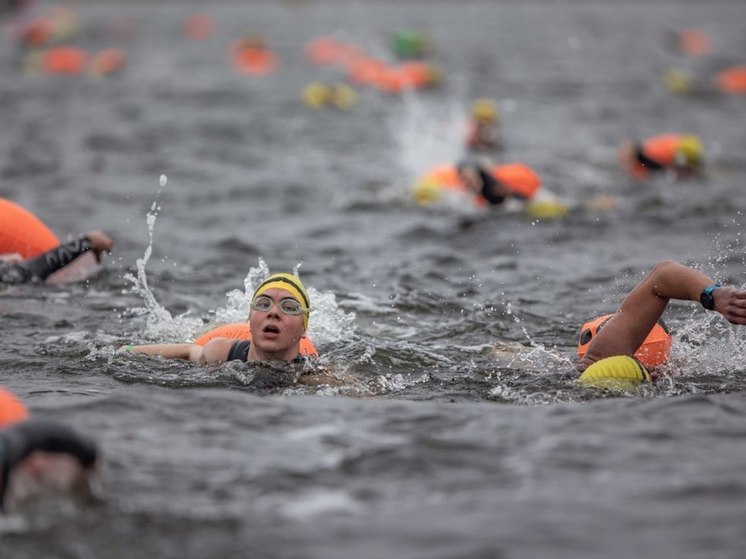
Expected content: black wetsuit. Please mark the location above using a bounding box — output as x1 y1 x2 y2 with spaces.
227 340 307 364
635 145 666 172
0 419 98 510
477 167 507 205
457 162 507 206
0 236 94 285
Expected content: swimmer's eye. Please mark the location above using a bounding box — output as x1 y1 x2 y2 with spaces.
251 296 308 315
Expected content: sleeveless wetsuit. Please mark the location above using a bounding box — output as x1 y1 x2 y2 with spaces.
0 236 93 285
227 340 307 364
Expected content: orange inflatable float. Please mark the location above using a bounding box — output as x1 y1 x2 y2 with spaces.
577 314 672 368
183 14 216 40
716 66 746 95
89 48 127 76
0 198 60 258
39 46 88 75
677 28 711 57
0 388 29 428
414 163 541 205
231 39 277 75
194 323 318 357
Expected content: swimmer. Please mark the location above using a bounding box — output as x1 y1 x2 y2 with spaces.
457 161 511 205
121 272 312 364
0 389 99 512
576 260 746 382
466 98 502 152
619 133 703 180
0 230 113 285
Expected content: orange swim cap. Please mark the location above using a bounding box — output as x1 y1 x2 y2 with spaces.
0 388 29 428
577 314 672 368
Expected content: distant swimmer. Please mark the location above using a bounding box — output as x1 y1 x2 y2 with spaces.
121 272 315 365
0 388 99 512
466 98 502 152
664 66 746 96
618 133 703 180
0 230 113 286
413 160 542 208
575 260 746 387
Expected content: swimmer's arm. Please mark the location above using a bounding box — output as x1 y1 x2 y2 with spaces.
118 338 234 364
580 260 746 369
119 343 204 361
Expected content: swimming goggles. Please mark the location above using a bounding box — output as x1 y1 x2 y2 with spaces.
250 295 309 316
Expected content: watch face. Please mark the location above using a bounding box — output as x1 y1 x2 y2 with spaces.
700 290 715 310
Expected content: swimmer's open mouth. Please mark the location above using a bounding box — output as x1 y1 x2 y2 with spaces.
263 325 280 334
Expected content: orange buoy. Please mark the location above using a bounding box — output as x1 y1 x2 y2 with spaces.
491 163 541 199
678 28 711 56
231 43 277 75
577 314 672 368
89 48 127 76
375 68 408 94
716 66 746 94
194 323 318 357
40 46 88 74
0 387 29 428
305 36 344 65
183 14 216 40
346 57 386 86
0 198 60 258
397 61 433 88
19 18 55 47
422 164 463 189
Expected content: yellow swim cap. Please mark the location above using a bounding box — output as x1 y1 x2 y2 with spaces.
252 273 310 329
412 178 443 205
578 356 651 389
677 134 703 168
663 69 692 94
470 98 499 122
301 81 330 109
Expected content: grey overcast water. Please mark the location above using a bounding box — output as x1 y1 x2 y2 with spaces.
1 1 746 557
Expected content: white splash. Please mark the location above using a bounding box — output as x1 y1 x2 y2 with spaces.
390 90 468 182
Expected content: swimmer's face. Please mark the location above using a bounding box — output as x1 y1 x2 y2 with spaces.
249 288 305 359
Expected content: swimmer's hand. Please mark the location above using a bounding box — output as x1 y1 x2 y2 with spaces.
713 286 746 325
84 230 114 262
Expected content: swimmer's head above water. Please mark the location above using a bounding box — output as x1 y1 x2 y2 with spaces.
248 273 311 360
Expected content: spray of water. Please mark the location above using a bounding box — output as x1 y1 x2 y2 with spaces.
389 90 467 185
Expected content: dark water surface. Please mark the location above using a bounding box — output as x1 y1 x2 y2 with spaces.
2 1 746 557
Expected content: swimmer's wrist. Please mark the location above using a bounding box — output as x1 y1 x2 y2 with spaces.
120 345 135 353
700 283 721 310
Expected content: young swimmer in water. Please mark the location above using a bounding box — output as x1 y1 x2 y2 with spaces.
120 273 355 387
0 230 113 285
122 273 310 363
576 260 746 383
0 388 99 512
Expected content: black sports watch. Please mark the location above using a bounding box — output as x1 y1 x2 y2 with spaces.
700 283 721 310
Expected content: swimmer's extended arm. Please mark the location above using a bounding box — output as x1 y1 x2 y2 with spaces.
119 338 234 364
120 343 204 361
16 230 113 283
578 260 746 370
